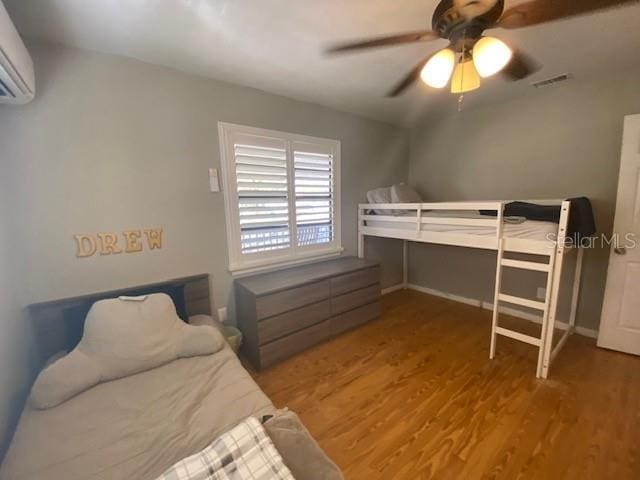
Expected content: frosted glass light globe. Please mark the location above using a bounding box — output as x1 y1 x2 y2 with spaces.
420 48 456 88
473 37 513 78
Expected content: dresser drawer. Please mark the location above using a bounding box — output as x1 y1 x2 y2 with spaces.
259 319 331 368
331 301 380 336
256 280 330 319
331 266 380 296
331 284 380 316
258 300 330 345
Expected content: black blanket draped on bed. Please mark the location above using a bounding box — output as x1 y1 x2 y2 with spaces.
481 197 597 243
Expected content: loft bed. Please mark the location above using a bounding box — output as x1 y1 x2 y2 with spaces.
357 199 586 379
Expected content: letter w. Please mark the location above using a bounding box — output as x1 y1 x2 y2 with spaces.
144 228 163 250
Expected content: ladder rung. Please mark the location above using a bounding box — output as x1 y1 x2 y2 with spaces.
498 293 546 311
501 258 550 272
495 327 542 347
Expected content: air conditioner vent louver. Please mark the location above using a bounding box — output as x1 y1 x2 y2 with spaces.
531 74 573 89
0 2 35 105
0 77 15 98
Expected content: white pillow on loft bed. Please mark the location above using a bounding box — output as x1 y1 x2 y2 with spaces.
366 184 423 215
366 186 392 214
391 183 422 204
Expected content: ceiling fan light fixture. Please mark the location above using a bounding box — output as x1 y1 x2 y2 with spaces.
420 48 455 89
451 57 480 94
472 36 513 78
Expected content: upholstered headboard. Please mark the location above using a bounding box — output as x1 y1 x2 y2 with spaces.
28 274 212 371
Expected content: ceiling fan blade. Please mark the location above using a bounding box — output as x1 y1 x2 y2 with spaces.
386 53 439 97
326 30 439 54
498 0 639 29
501 50 541 80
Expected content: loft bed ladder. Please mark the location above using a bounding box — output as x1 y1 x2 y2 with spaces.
490 201 574 378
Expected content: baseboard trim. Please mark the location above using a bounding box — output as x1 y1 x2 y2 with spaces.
574 326 599 339
406 284 599 339
407 284 482 307
482 301 545 325
381 284 405 295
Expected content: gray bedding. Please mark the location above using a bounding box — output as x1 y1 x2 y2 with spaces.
0 344 275 480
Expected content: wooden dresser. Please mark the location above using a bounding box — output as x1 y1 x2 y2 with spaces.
235 256 380 370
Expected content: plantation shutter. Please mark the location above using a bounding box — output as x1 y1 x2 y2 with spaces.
233 134 291 255
221 123 340 271
293 143 335 248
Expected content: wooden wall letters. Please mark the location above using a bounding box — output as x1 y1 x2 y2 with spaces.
74 228 163 258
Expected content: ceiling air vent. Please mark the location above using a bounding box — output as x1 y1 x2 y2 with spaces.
531 74 573 89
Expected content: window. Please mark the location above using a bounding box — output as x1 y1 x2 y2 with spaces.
219 123 341 273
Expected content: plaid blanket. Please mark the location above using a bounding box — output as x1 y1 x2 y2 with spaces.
156 417 295 480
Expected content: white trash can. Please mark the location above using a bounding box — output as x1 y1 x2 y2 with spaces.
223 326 243 353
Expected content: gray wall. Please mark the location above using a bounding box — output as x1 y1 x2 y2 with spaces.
0 157 30 456
408 70 640 331
0 43 408 444
0 43 408 307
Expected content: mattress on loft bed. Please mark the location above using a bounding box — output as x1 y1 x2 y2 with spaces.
364 210 558 242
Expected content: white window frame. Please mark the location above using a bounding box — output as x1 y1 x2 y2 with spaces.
218 122 342 274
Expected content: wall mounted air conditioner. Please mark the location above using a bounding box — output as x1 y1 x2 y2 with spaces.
0 2 35 104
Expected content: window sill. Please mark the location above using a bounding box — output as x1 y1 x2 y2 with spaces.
229 247 345 277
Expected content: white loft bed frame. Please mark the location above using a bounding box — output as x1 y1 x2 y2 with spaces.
357 199 585 379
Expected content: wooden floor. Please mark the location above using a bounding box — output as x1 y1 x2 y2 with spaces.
250 289 640 480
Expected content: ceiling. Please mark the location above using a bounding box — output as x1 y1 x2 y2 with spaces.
4 0 640 126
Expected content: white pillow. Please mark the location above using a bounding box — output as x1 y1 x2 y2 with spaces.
366 186 393 214
30 293 224 409
391 183 422 204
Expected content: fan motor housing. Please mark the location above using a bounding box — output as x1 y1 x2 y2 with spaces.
432 0 504 43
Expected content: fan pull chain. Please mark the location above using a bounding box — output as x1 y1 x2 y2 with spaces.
457 30 466 112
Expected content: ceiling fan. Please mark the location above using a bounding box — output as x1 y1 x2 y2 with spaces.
326 0 639 98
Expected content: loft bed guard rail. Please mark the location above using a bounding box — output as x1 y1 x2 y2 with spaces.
357 199 584 380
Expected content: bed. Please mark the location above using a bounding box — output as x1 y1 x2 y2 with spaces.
364 209 559 242
0 276 341 480
1 342 274 480
358 199 591 379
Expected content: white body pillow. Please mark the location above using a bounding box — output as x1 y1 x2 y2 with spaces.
30 293 224 409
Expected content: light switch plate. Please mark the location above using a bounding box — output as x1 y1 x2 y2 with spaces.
209 168 220 192
536 287 546 300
